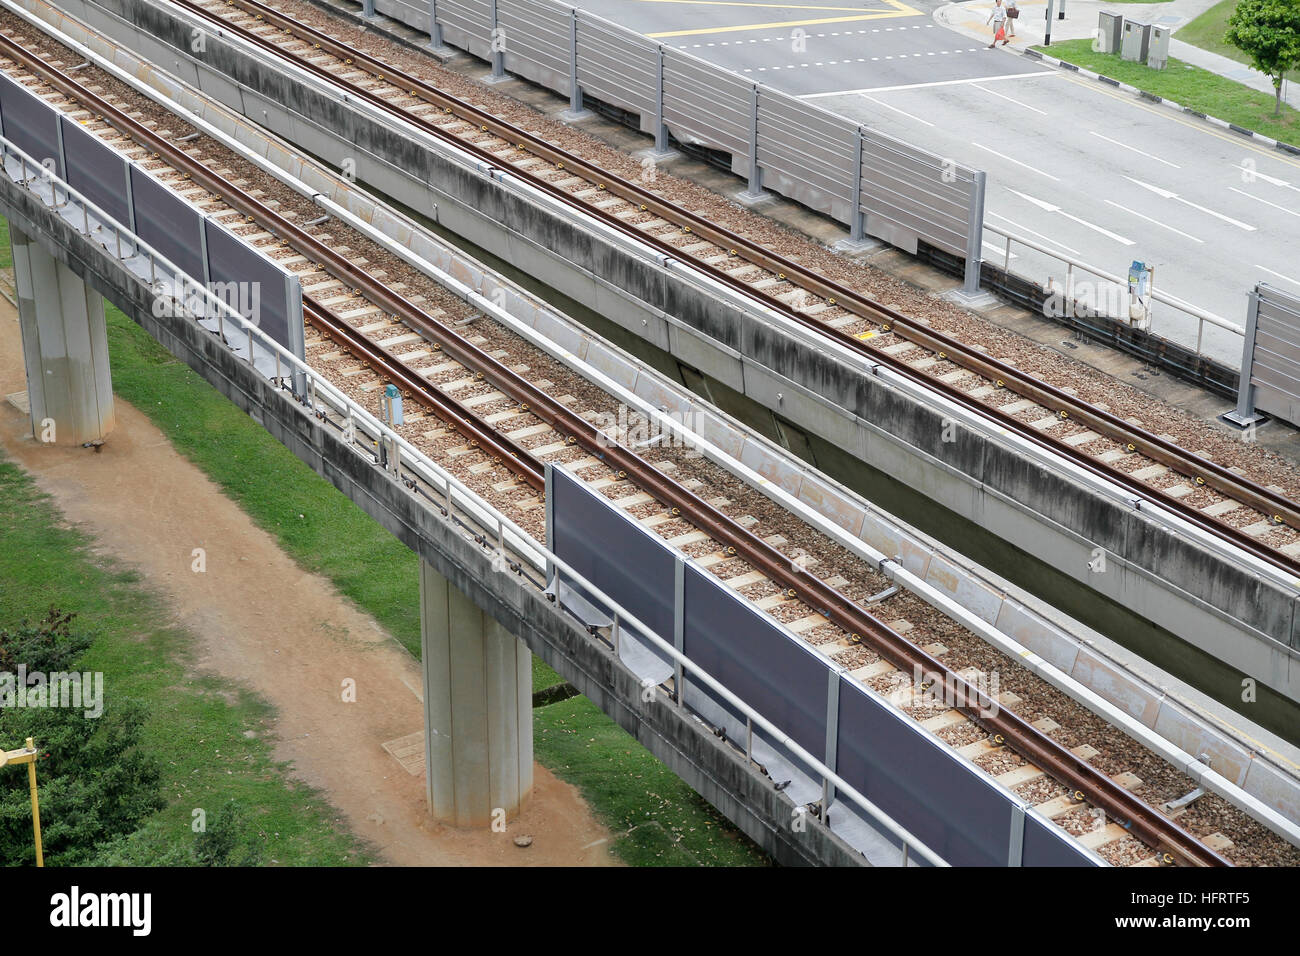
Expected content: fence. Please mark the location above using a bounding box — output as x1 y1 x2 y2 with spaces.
547 463 1098 867
1227 283 1300 429
0 69 304 366
0 124 953 866
366 0 986 293
981 220 1245 369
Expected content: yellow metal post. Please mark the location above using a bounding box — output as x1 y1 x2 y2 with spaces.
27 738 43 867
1 737 43 866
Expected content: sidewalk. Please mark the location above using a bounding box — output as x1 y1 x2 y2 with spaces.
937 0 1299 109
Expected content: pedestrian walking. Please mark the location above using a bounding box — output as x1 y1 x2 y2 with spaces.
987 0 1009 47
1005 0 1018 38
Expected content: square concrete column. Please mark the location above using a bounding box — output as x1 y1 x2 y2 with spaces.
10 225 114 446
419 560 532 828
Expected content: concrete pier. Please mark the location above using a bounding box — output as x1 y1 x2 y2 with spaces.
11 224 114 446
419 559 533 827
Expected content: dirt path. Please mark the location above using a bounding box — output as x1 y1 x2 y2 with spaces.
0 301 616 866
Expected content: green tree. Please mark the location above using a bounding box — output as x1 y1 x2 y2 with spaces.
1226 0 1300 116
0 609 165 866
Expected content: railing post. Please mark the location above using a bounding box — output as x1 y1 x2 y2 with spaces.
560 8 590 121
1008 804 1025 866
486 0 506 83
850 127 865 242
962 170 986 297
1224 288 1267 428
735 83 767 205
427 0 452 55
673 556 686 708
823 669 840 824
362 0 374 17
647 43 675 159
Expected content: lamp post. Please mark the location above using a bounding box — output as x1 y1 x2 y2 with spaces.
0 738 44 866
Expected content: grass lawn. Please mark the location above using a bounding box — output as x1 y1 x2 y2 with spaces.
1177 0 1300 84
1037 39 1300 147
0 453 370 865
99 289 766 865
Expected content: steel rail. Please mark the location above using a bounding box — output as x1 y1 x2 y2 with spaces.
301 302 546 489
168 0 1300 580
0 28 1232 866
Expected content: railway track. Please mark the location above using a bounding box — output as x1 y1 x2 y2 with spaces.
141 0 1300 579
0 16 1251 866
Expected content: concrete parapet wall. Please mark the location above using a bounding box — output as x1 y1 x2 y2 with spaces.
52 0 1300 713
0 180 868 866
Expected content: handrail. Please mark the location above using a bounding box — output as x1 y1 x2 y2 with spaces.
981 220 1244 359
0 130 949 868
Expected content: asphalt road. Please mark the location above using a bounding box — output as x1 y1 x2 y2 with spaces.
571 0 1300 364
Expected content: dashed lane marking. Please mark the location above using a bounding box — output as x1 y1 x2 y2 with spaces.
973 142 1060 181
1088 131 1180 169
1102 199 1204 243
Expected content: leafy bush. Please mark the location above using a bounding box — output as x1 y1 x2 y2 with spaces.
0 608 163 866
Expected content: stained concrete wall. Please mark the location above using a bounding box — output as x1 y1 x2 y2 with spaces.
0 179 869 867
53 0 1294 709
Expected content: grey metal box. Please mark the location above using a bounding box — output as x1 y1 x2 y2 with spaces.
1121 20 1150 63
1147 24 1171 69
1096 12 1123 54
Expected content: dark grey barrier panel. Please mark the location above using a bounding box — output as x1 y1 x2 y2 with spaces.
682 562 827 758
59 116 130 229
835 675 1016 867
0 72 63 177
129 165 203 282
549 465 675 672
203 217 303 357
1022 811 1097 866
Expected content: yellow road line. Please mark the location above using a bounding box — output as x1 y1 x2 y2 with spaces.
649 8 919 37
639 0 897 10
1059 71 1300 172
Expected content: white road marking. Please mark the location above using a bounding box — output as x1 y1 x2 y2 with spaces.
1009 189 1135 245
1124 176 1256 230
985 211 1081 254
1232 163 1298 191
863 95 936 126
1102 200 1204 243
1256 264 1300 288
1228 186 1300 218
974 83 1048 115
1088 131 1180 168
972 142 1060 181
983 239 1018 260
802 71 1053 97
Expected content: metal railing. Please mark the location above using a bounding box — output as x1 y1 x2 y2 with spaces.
982 220 1245 362
0 130 948 868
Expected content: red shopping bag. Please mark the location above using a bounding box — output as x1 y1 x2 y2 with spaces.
995 25 1006 42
